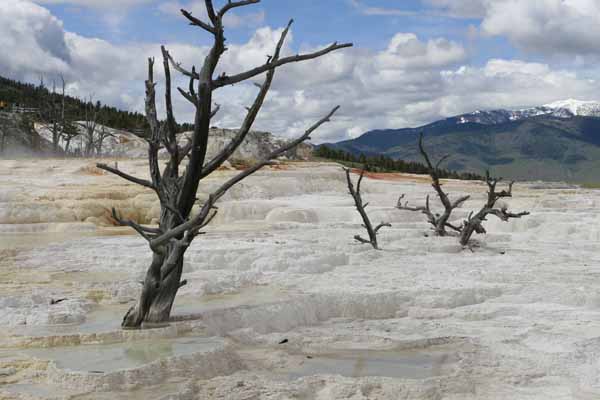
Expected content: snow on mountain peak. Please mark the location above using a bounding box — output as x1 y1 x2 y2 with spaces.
455 99 600 126
543 99 600 116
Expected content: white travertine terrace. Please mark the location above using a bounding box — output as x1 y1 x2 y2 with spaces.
1 159 599 399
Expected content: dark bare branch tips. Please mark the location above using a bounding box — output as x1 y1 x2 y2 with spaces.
110 208 161 242
211 103 221 118
144 57 162 188
199 18 294 179
218 0 260 19
209 106 340 201
398 133 469 237
160 46 179 164
214 41 353 87
164 50 196 80
397 194 437 227
345 167 390 250
181 9 216 34
205 0 217 24
375 222 392 233
459 172 530 247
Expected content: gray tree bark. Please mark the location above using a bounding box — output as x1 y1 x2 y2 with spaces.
345 167 391 250
459 171 529 246
98 3 352 328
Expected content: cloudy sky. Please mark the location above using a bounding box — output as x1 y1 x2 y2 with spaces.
2 0 600 142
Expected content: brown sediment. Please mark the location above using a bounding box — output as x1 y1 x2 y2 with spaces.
76 165 108 176
349 168 432 183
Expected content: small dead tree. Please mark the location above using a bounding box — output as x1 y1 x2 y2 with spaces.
97 1 352 329
39 75 67 153
0 122 6 154
344 167 391 250
397 133 469 236
459 171 530 246
80 97 100 156
94 125 115 156
61 121 80 154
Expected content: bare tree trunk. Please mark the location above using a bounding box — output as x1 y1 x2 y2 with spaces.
97 4 351 328
121 250 182 327
64 137 71 154
58 76 66 153
345 167 391 250
459 216 486 247
0 125 5 154
0 113 7 154
81 97 99 157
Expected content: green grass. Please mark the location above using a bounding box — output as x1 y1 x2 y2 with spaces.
580 182 600 189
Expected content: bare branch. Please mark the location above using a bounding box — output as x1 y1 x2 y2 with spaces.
486 208 530 221
110 208 161 242
205 0 217 24
161 46 179 160
145 57 162 188
356 167 365 194
354 235 371 244
211 103 221 118
181 9 216 34
96 163 155 190
214 42 354 88
218 0 260 18
177 87 197 105
374 222 392 233
151 195 216 249
210 106 339 201
445 222 463 232
153 107 339 248
199 19 293 179
397 194 437 228
418 132 435 172
452 195 470 209
165 50 197 79
435 154 451 170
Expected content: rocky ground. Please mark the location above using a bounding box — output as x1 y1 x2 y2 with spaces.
1 159 599 399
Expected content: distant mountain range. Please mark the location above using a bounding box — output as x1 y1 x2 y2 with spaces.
322 100 600 183
453 100 600 124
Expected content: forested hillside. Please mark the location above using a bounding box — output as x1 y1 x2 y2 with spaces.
0 76 148 132
314 145 484 180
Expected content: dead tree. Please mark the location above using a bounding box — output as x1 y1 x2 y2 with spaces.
397 133 469 236
96 1 352 329
94 125 114 156
39 75 67 153
80 97 100 156
0 121 6 154
344 167 391 250
61 121 80 154
459 171 530 246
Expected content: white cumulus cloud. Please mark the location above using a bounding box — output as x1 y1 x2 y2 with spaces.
3 0 600 144
0 0 71 81
481 0 600 57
